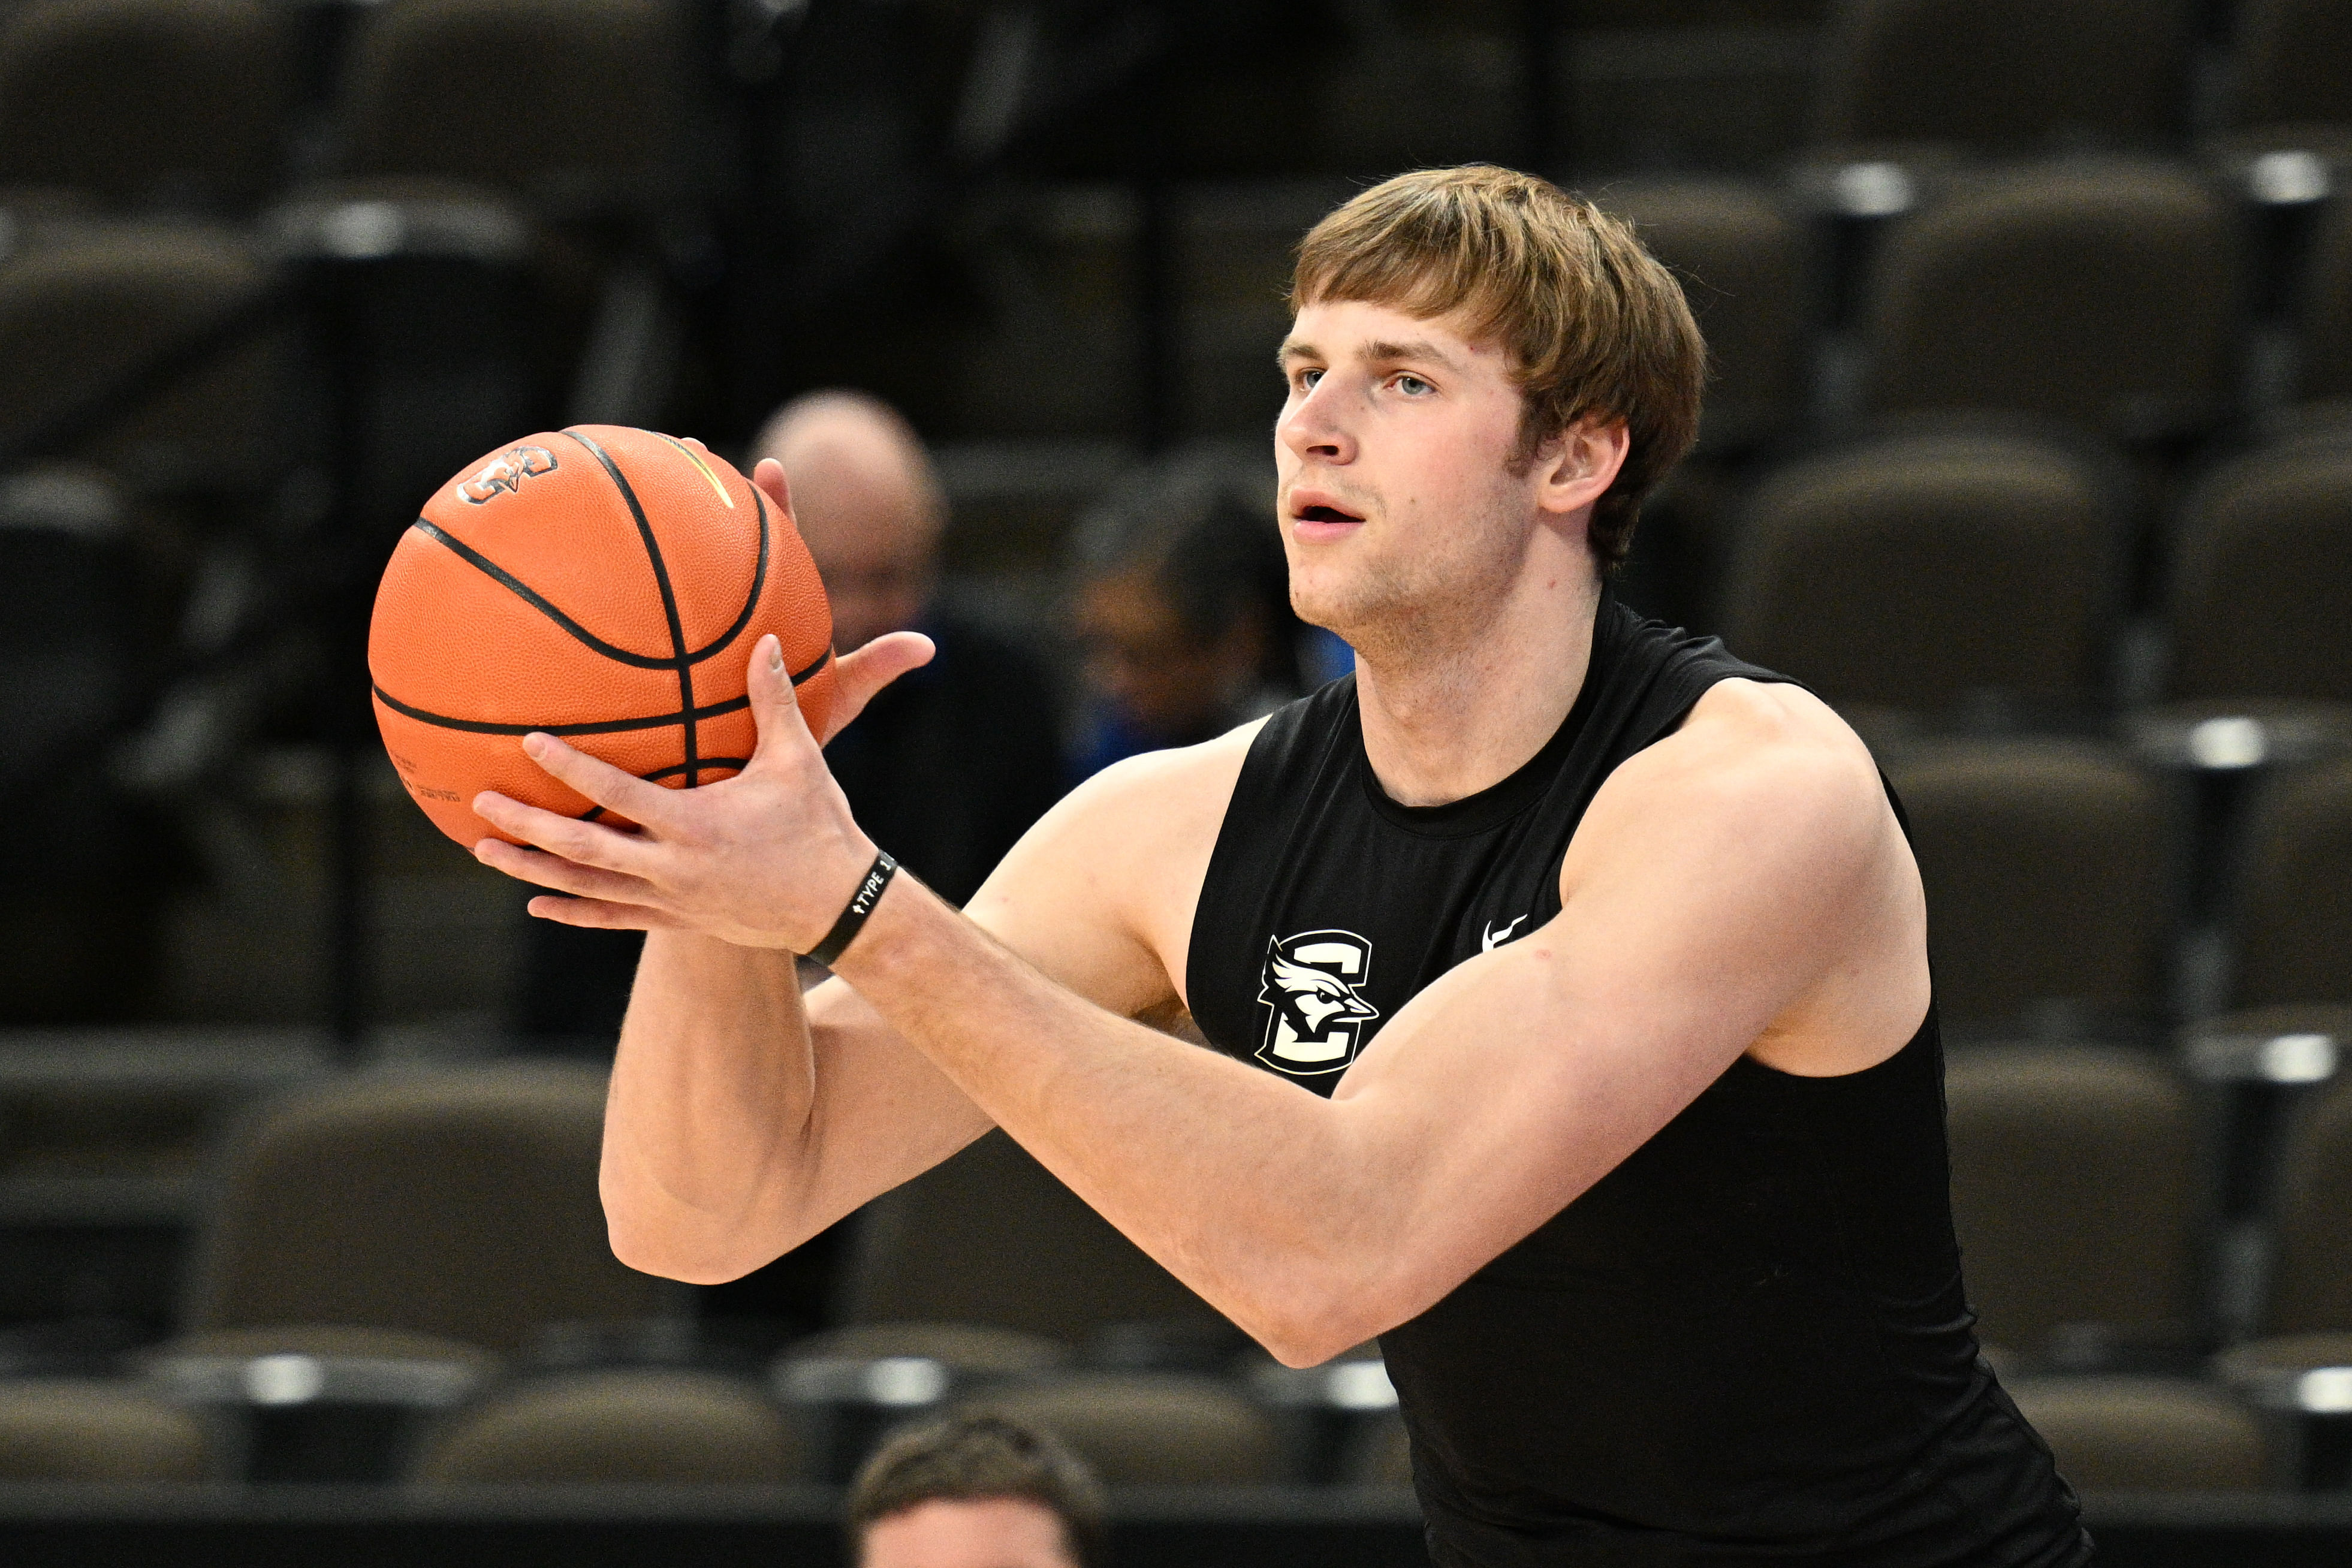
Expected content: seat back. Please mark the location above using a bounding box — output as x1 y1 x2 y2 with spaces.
1944 1045 2200 1356
1721 431 2121 713
185 1063 676 1353
339 0 687 212
2231 758 2352 1011
0 0 294 210
0 223 288 491
1813 0 2191 152
1888 742 2171 1029
969 1373 1281 1486
412 1368 804 1484
2005 1377 2266 1491
840 1130 1225 1347
2263 1071 2352 1334
0 1380 212 1480
1862 161 2241 441
1598 178 1807 452
2297 200 2352 406
2231 0 2352 136
2165 436 2352 704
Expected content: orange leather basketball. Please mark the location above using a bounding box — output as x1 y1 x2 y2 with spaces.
369 425 836 848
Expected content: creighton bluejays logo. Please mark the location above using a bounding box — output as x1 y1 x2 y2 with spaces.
457 444 557 504
1255 930 1380 1077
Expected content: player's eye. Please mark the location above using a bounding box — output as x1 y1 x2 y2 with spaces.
1295 367 1323 391
1394 373 1433 396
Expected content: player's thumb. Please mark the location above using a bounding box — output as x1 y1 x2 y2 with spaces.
746 634 818 765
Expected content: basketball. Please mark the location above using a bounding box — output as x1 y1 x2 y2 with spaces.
368 425 837 848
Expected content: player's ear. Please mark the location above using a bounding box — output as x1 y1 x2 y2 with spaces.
1534 417 1628 518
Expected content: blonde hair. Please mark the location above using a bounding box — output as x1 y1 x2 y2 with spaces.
1290 165 1706 571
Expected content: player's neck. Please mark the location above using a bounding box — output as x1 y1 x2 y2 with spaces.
1352 563 1602 809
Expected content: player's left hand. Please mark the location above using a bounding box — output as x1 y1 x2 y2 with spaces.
469 630 909 947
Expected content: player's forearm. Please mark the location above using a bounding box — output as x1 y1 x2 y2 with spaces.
834 877 1413 1363
599 930 822 1281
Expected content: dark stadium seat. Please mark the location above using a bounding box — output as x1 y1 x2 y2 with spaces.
171 1062 679 1358
2223 0 2352 164
934 185 1141 442
1944 1045 2202 1366
785 1322 1072 1379
411 1368 807 1485
2294 200 2352 406
2164 436 2352 704
1350 1409 1414 1488
1885 743 2173 1032
0 220 288 492
1810 0 2192 159
2226 759 2352 1013
0 0 295 212
2254 1069 2352 1337
0 1379 213 1480
2210 1073 2352 1490
336 0 686 215
1860 161 2243 442
0 471 155 1024
1718 430 2125 716
1594 177 1808 452
837 1129 1232 1353
965 1373 1283 1486
2006 1376 2269 1491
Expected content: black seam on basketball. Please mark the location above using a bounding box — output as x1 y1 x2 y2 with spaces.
564 428 699 785
408 518 685 671
676 484 770 663
369 649 824 739
575 757 753 823
371 683 751 736
409 502 771 672
641 758 749 782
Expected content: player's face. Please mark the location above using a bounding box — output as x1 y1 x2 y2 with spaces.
1273 299 1547 650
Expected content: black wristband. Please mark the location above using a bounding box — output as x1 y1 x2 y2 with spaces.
806 849 898 967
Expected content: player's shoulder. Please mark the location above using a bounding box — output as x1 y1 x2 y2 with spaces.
1603 677 1887 849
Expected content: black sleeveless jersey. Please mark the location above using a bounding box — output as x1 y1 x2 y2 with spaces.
1185 595 2092 1567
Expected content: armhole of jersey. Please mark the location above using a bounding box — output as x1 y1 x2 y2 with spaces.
1181 679 1352 1041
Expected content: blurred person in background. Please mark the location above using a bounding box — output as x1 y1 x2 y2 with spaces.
755 391 1064 907
848 1412 1106 1568
1066 463 1308 782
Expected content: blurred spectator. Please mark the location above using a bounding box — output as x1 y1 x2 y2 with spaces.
848 1412 1107 1568
1066 461 1309 781
757 390 1065 906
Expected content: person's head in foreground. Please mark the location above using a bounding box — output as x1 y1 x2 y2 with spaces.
751 389 948 656
1277 163 1704 660
848 1412 1107 1568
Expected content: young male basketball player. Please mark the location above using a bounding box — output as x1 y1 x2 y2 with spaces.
473 167 2092 1566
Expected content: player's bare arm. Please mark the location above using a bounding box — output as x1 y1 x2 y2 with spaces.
476 641 1916 1365
489 572 1262 1282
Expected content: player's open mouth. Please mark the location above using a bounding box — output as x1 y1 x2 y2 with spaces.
1296 504 1362 523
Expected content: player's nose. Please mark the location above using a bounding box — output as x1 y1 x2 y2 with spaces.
1277 376 1356 465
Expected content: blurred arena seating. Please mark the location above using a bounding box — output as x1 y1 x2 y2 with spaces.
0 0 2347 1552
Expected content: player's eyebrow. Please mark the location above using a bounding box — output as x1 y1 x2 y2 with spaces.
1360 337 1457 372
1278 337 1461 373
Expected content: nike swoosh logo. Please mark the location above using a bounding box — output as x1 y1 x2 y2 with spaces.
1481 915 1527 952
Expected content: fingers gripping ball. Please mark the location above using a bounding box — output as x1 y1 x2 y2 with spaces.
369 426 837 847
